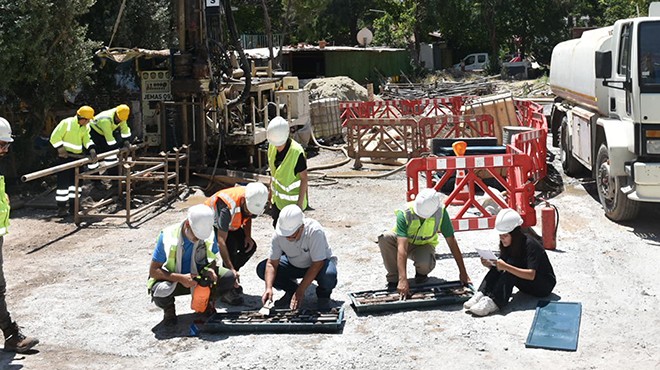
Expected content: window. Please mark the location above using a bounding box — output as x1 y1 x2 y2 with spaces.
478 55 486 63
618 23 632 77
638 21 660 92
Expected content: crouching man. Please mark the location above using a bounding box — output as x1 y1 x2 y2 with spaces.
257 205 337 310
148 204 236 326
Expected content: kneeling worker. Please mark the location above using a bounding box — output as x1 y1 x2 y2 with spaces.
204 182 269 305
148 204 236 326
378 188 471 296
257 205 337 310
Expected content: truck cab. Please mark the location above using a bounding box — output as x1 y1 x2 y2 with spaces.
549 4 660 221
454 53 490 71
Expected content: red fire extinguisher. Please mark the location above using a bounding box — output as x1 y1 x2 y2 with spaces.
541 201 558 250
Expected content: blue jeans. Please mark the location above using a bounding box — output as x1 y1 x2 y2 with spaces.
256 256 337 299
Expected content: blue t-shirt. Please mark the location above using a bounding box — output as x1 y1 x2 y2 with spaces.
151 232 219 274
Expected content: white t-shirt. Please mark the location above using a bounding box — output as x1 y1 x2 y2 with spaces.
269 218 333 268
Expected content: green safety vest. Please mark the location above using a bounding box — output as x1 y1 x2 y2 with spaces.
49 116 94 154
395 202 444 246
146 222 216 290
268 140 308 210
90 108 131 146
0 176 10 237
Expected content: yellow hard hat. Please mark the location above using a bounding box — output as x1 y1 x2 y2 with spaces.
77 106 95 120
116 104 130 121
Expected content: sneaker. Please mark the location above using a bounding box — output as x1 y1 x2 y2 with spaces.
317 297 332 311
162 305 177 326
3 324 38 353
274 292 294 309
468 296 499 317
219 289 244 306
414 274 429 284
463 291 485 310
386 282 397 291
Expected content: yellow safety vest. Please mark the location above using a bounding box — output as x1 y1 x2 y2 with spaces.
90 108 131 146
394 202 444 246
49 116 94 154
0 176 10 236
268 140 307 210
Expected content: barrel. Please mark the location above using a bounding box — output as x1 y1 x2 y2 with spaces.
310 98 342 141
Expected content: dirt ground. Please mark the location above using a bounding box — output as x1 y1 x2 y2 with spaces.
0 140 659 370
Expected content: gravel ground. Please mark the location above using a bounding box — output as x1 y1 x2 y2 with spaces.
0 142 658 370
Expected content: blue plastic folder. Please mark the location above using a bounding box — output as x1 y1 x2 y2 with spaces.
525 301 582 351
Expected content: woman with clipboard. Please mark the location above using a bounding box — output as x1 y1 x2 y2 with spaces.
465 209 556 316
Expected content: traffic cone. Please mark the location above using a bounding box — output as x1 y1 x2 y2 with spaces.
451 141 470 205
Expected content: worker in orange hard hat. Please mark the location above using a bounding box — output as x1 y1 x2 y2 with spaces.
88 104 133 180
49 106 98 218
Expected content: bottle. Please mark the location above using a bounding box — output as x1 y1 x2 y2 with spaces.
191 285 210 313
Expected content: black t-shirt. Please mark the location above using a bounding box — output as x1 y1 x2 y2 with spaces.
507 235 556 282
274 138 307 175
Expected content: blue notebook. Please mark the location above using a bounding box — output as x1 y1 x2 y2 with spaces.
525 301 582 351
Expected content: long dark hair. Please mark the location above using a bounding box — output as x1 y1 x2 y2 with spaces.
499 226 526 260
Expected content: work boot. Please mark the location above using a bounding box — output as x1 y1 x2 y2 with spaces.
414 274 429 284
56 205 69 218
386 282 397 292
162 305 177 326
317 297 332 311
274 292 294 309
219 289 244 306
3 322 39 353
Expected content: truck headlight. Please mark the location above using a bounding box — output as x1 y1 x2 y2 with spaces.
647 140 660 154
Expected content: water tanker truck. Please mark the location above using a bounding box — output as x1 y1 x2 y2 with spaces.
549 2 660 220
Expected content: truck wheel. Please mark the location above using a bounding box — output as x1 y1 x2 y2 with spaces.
595 143 640 221
560 118 583 176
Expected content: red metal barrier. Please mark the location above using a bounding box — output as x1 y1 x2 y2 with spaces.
339 97 474 126
406 153 537 232
418 115 495 151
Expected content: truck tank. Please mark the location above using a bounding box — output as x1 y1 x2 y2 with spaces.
549 27 612 115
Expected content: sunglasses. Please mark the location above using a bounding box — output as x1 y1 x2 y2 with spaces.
0 142 10 150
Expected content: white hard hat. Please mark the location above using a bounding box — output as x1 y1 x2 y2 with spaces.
0 117 13 143
413 188 441 219
187 204 215 240
275 204 304 237
267 116 290 146
494 208 523 233
245 182 268 216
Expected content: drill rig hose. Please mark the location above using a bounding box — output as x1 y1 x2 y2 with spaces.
223 0 250 108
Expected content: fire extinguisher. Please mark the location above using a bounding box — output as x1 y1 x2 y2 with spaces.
541 201 559 250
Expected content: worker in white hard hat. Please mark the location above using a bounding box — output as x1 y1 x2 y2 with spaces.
49 105 98 217
204 182 269 305
266 116 309 228
465 209 556 317
257 204 337 310
378 188 471 297
0 117 39 353
148 204 237 326
88 104 133 178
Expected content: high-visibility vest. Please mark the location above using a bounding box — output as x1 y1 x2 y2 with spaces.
90 108 131 146
146 222 216 290
205 186 248 231
0 176 10 237
268 140 308 210
394 202 445 246
49 116 95 154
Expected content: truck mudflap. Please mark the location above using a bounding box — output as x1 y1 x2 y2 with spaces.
627 162 660 201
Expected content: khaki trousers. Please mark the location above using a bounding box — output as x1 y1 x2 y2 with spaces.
378 231 436 283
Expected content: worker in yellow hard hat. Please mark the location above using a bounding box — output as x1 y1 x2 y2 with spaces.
88 104 133 178
49 105 97 217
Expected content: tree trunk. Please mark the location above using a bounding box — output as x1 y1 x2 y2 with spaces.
261 0 274 66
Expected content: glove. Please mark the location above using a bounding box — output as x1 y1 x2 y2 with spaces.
57 147 68 159
123 140 131 149
89 148 97 163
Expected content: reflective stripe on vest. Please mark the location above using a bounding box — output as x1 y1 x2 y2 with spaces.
205 187 248 231
268 140 307 210
146 222 216 290
395 202 444 246
0 176 9 237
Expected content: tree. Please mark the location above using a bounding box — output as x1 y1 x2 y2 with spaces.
0 0 100 175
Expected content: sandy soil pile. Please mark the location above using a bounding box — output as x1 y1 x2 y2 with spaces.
304 76 370 102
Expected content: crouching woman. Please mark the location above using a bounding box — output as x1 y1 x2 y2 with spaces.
465 209 556 316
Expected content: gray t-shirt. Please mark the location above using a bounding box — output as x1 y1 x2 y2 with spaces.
269 218 333 268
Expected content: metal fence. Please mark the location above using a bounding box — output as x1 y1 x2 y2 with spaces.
240 34 283 50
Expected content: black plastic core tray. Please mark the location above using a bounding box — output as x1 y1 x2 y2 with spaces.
348 280 474 314
204 307 345 334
